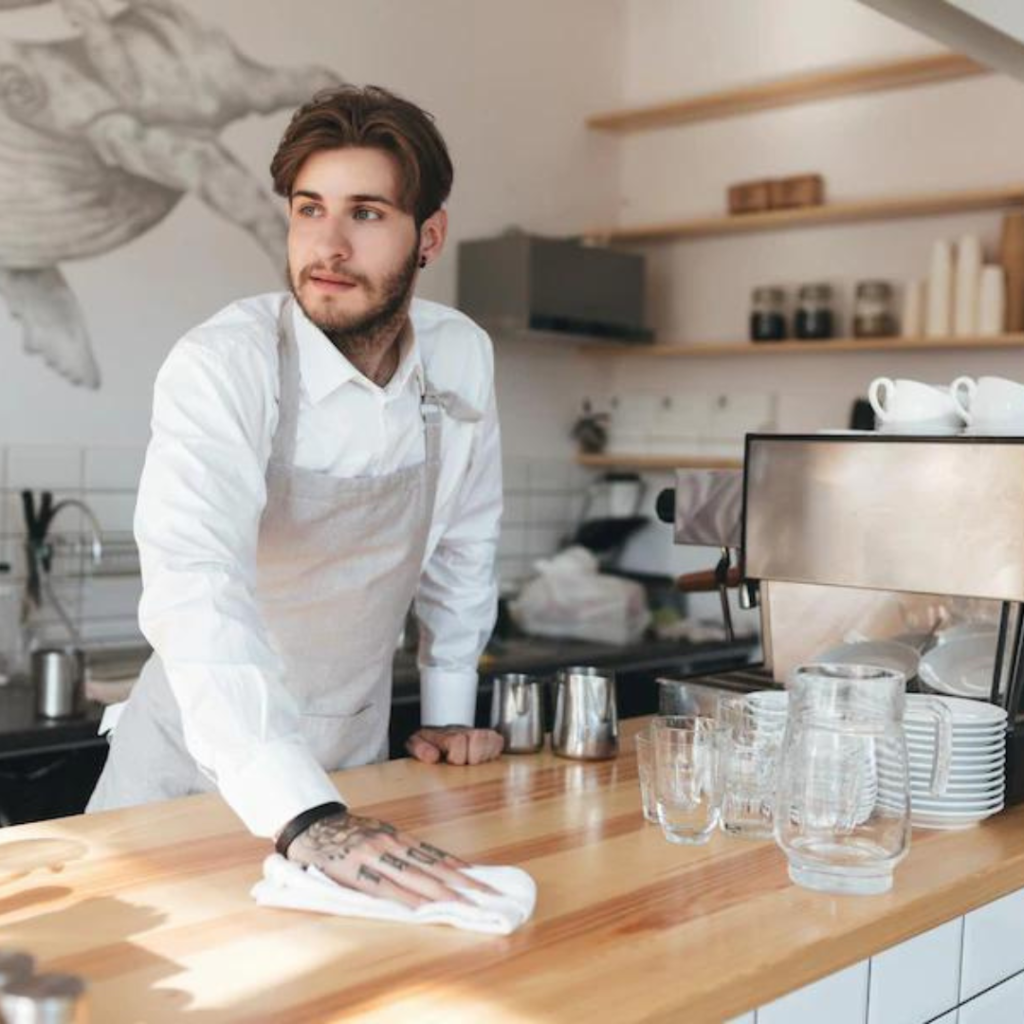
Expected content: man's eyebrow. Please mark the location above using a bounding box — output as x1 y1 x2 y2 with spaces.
349 193 398 207
289 190 398 208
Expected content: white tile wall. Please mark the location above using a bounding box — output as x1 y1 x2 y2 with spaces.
757 961 870 1024
1 446 588 638
1 444 145 647
960 888 1024 1000
957 971 1024 1024
498 457 594 591
868 918 963 1024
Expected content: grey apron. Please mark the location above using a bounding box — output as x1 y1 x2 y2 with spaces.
88 300 459 813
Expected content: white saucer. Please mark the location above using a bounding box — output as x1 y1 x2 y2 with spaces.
917 636 998 699
962 423 1024 437
905 694 1007 726
876 422 963 437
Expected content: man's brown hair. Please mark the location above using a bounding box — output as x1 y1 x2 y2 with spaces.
270 84 453 226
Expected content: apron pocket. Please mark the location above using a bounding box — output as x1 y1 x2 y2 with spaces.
299 702 385 771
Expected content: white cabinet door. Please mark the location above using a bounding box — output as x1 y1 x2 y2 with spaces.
757 961 869 1024
868 918 963 1024
961 889 1024 1000
931 1013 959 1023
958 972 1024 1024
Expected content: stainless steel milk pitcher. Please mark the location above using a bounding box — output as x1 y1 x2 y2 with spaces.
490 673 545 754
551 666 618 760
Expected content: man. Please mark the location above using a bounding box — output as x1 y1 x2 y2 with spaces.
88 85 504 907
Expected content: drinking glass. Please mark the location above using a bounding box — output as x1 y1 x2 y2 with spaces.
634 728 657 823
652 715 721 845
717 693 786 840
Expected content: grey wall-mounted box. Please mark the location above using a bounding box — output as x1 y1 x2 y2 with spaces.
457 232 652 344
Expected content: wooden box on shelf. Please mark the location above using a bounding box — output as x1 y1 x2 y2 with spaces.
727 174 824 216
728 180 773 215
769 173 825 210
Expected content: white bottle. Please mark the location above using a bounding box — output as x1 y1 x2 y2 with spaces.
901 279 926 338
953 234 982 336
926 240 953 338
977 264 1007 336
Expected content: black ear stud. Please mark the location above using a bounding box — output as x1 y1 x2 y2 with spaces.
419 256 427 269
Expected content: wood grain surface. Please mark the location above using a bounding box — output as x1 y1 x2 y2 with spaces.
1 718 1023 1023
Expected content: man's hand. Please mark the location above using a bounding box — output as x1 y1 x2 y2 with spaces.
406 726 504 765
285 809 494 909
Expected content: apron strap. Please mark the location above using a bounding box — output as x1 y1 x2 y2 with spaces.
271 300 303 466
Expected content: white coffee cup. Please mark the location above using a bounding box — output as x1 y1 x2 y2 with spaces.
868 377 963 433
951 376 1024 433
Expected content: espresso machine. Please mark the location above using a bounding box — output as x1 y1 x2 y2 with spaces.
658 433 1024 804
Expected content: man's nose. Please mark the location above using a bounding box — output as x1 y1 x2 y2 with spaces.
312 217 353 263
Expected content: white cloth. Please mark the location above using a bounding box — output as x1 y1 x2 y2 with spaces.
132 293 502 833
252 854 536 936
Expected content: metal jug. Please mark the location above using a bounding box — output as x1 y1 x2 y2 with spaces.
552 666 618 760
490 673 545 754
32 648 85 719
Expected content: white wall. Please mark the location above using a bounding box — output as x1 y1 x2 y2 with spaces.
7 0 1024 619
607 0 1024 592
0 0 622 459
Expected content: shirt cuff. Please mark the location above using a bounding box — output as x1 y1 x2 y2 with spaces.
419 668 478 727
215 739 345 839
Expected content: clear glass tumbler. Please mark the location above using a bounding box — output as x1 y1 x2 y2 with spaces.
717 693 786 840
652 715 721 845
634 728 657 823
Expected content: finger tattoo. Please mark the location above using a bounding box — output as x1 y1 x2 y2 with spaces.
420 842 453 861
380 852 408 872
357 865 383 885
406 847 437 866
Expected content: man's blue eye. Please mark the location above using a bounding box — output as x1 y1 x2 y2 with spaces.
354 208 382 221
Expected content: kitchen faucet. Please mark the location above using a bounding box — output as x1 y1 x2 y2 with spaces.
22 491 104 646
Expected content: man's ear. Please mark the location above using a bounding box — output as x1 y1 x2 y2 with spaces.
418 208 448 268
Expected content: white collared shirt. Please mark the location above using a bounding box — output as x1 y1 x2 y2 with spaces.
134 293 501 836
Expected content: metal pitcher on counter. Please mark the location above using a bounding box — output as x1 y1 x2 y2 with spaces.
490 673 545 754
551 666 618 760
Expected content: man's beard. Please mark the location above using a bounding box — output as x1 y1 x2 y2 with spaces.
288 241 419 357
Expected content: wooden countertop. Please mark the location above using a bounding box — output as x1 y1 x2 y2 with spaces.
1 718 1023 1023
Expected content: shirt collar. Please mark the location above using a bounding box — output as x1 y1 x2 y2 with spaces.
291 299 422 405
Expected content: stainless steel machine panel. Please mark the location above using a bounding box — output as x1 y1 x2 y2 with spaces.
743 436 1024 602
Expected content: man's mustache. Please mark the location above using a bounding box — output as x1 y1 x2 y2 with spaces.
300 263 371 288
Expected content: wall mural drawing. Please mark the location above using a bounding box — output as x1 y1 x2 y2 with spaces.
0 0 339 388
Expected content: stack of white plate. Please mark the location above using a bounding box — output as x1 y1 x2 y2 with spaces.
879 695 1007 829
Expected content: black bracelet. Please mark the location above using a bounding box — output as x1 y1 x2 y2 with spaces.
274 800 347 857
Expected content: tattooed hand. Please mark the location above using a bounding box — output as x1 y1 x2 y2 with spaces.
406 726 504 766
284 809 497 909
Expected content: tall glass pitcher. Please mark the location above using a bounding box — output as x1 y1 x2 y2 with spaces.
774 663 951 896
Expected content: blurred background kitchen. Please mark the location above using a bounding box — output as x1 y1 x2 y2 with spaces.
2 0 1024 822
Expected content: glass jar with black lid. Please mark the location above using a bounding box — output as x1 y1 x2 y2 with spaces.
794 282 835 340
750 286 786 342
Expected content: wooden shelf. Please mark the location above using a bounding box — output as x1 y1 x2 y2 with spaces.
585 184 1024 244
587 52 988 133
577 453 742 471
579 333 1024 358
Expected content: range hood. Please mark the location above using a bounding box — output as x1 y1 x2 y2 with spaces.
860 1 1024 81
456 230 653 345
